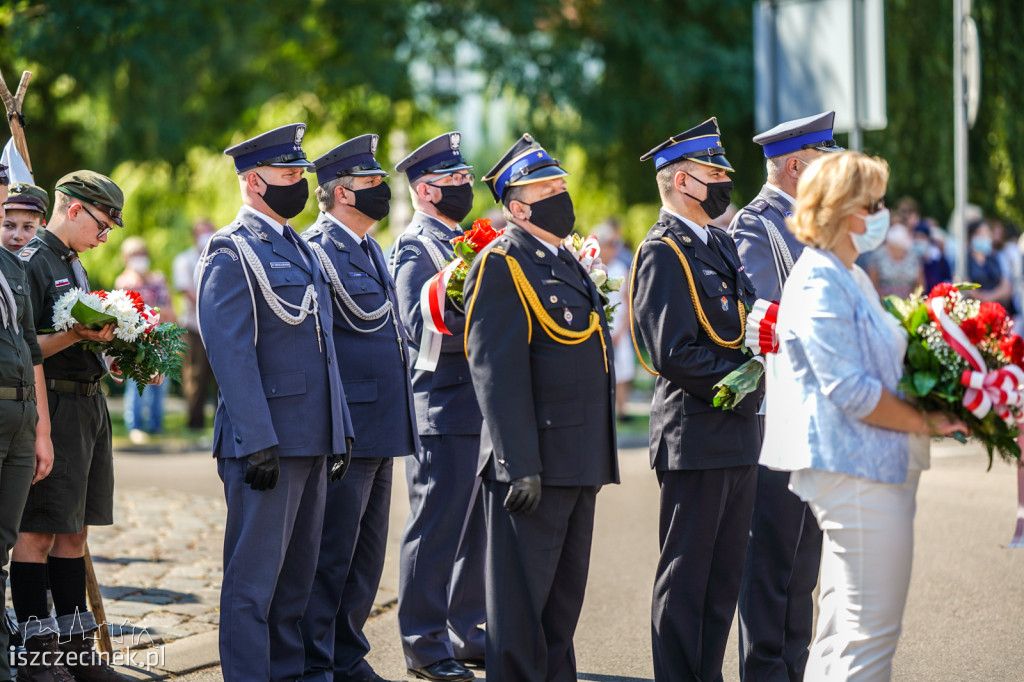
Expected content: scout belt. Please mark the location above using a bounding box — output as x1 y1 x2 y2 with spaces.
46 378 101 396
0 385 35 401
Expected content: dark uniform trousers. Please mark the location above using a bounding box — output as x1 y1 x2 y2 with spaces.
465 227 619 682
632 212 763 682
0 247 42 680
728 185 822 682
299 216 418 681
197 209 353 682
392 212 486 670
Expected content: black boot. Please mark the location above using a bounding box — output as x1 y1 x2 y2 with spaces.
57 633 134 682
14 633 75 682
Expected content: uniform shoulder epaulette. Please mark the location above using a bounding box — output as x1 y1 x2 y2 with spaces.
222 221 245 235
746 198 770 215
302 225 323 242
643 224 667 242
17 245 39 262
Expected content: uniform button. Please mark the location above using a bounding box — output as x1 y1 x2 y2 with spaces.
16 285 22 291
271 388 277 394
545 419 552 426
235 436 242 443
457 375 463 381
549 295 558 303
498 459 507 466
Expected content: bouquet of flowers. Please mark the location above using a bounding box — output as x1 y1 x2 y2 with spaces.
884 282 1023 465
562 232 624 324
445 218 504 307
713 300 778 409
52 288 187 395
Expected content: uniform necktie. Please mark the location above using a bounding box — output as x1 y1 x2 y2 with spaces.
0 270 17 332
283 227 310 269
360 239 379 278
558 248 591 291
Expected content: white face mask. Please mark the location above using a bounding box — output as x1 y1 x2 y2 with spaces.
128 255 150 273
851 208 891 254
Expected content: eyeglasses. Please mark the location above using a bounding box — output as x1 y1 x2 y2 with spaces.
80 204 114 239
866 197 886 213
428 171 475 187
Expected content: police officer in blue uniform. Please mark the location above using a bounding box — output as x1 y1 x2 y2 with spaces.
299 134 418 682
197 123 354 682
391 133 486 682
630 119 764 682
727 111 842 682
466 134 619 682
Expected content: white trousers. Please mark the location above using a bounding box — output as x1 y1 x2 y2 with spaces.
793 469 921 682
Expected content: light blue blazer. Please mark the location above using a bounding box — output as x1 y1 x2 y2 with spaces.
760 247 911 484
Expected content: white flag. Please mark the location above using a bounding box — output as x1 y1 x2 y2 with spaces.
1 138 32 185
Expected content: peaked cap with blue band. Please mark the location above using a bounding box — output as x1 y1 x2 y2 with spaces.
753 111 844 158
640 117 733 172
224 123 314 173
311 134 388 186
482 133 569 203
396 131 472 182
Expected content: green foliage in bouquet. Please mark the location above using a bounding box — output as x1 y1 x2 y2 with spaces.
81 323 187 396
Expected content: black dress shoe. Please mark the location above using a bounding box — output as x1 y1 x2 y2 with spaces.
455 656 485 669
408 658 475 681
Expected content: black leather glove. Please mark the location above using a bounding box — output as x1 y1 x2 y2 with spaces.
329 437 355 483
504 474 542 515
244 446 280 491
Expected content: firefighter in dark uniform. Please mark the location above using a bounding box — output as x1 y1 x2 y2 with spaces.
466 134 619 682
728 111 843 682
11 171 133 681
630 119 765 682
0 164 57 682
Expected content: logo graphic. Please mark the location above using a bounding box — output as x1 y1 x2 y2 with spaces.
370 134 379 154
294 125 305 146
449 132 461 151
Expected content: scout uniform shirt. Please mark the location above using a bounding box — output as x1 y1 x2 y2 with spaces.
0 248 41 384
20 228 106 382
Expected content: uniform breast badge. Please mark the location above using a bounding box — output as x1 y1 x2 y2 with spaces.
721 296 729 311
563 307 573 324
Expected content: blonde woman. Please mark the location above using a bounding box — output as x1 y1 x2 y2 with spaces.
760 152 965 681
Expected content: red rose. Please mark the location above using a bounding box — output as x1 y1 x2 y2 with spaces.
978 301 1008 335
928 282 957 300
960 317 986 344
1001 334 1024 366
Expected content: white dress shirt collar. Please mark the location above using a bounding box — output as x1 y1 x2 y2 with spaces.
522 227 561 255
242 204 286 236
766 183 797 207
662 206 709 245
322 211 369 247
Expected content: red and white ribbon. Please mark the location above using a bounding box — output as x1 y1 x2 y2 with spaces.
414 259 461 372
926 297 1024 423
745 299 780 355
928 296 1024 549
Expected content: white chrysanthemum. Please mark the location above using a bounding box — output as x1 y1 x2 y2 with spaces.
51 289 84 331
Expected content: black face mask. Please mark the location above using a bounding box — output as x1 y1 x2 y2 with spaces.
352 181 391 221
520 192 575 239
684 174 733 220
432 183 474 223
257 174 309 220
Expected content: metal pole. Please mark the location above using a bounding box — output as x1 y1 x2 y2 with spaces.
848 0 864 151
953 0 968 282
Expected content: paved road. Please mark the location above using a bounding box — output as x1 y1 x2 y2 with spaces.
116 441 1024 681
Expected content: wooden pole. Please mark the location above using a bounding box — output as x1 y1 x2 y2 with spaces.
0 68 33 172
0 67 112 654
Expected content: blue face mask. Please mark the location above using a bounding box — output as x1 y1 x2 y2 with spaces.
851 208 890 254
971 236 993 256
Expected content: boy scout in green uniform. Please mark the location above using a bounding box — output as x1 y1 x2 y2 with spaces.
2 183 49 252
10 171 134 682
0 163 56 682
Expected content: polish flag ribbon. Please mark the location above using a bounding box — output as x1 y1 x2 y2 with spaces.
414 259 461 372
745 299 780 355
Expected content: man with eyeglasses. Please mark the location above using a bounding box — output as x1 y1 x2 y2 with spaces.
11 171 137 681
391 132 484 682
298 134 418 682
727 111 843 682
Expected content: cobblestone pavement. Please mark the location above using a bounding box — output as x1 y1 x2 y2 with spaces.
87 488 225 647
